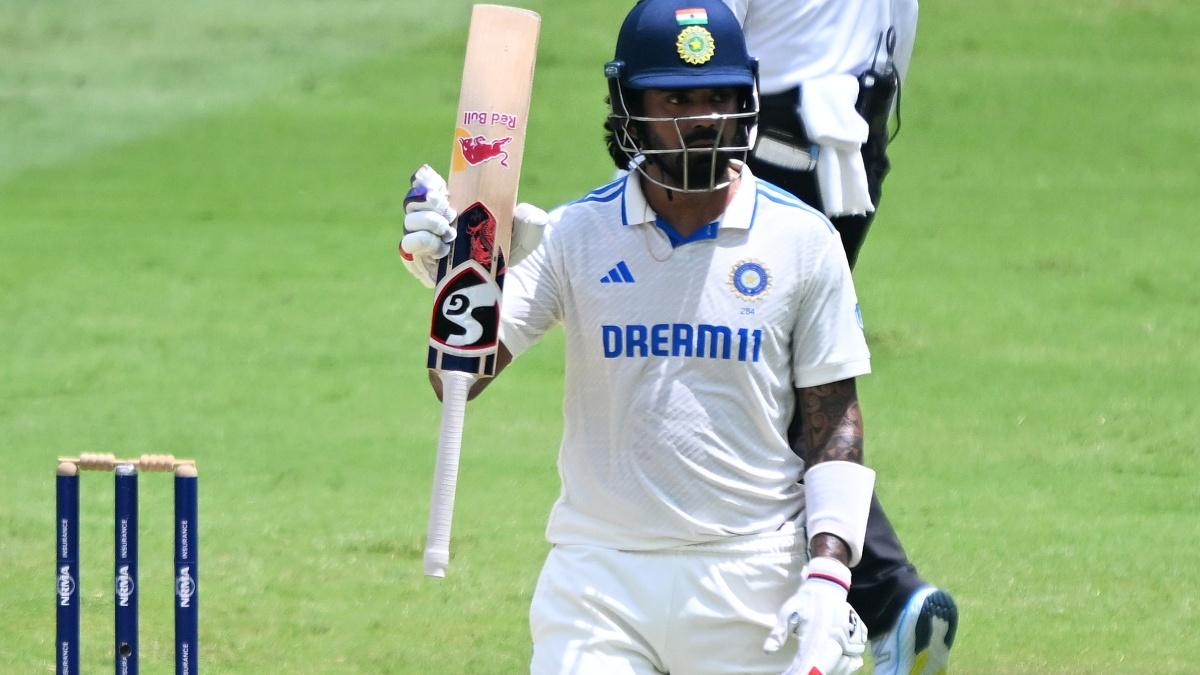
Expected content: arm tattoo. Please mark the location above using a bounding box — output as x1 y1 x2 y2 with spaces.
798 378 863 467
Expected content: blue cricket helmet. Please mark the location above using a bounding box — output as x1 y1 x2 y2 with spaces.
607 0 756 90
604 0 760 192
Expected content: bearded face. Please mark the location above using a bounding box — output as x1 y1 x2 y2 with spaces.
643 123 737 191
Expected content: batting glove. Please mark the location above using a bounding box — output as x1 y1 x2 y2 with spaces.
400 165 458 288
764 557 868 675
399 165 549 288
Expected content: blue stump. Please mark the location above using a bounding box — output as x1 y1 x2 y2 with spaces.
114 464 138 675
56 464 80 675
174 467 199 674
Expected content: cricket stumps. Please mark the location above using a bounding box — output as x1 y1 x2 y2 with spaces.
55 454 199 675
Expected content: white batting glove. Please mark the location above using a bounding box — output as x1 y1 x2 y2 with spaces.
764 557 867 675
399 166 549 288
400 165 458 288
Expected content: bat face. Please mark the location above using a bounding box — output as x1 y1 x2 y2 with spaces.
427 4 539 379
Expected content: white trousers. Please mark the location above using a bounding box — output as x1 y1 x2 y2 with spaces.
530 525 806 675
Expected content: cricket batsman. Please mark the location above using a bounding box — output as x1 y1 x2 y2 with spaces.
401 0 877 672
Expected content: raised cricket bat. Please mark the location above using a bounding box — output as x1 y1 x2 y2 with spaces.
423 4 540 578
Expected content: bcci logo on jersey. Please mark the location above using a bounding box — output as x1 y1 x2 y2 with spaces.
729 259 771 301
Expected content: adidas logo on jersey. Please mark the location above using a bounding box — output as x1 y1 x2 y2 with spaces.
600 261 635 284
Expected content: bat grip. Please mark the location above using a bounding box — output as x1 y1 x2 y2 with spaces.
423 370 474 578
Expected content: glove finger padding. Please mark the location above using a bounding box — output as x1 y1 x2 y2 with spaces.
405 165 457 224
404 210 455 244
401 230 451 260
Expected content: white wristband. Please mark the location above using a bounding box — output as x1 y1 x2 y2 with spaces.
805 555 852 593
804 461 876 568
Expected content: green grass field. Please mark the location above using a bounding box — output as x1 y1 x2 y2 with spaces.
2 0 1197 672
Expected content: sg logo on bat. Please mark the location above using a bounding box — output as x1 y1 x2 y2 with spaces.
431 267 501 352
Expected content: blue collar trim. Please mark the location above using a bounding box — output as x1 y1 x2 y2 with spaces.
654 216 720 248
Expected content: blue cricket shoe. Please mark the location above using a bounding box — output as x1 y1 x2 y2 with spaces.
870 586 958 674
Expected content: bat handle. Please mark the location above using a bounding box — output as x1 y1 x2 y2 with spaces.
423 370 474 578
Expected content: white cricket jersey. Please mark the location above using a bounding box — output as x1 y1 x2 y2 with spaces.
501 166 870 550
721 0 919 94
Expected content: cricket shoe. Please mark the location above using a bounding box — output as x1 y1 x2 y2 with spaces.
869 586 957 675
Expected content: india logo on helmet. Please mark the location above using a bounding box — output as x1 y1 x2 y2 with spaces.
676 26 715 65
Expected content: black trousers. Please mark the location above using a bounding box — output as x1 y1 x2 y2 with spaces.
753 85 926 634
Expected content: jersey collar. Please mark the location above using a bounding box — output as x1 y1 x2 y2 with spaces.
620 162 759 232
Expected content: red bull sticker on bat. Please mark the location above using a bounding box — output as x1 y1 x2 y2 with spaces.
462 110 520 129
452 127 513 171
